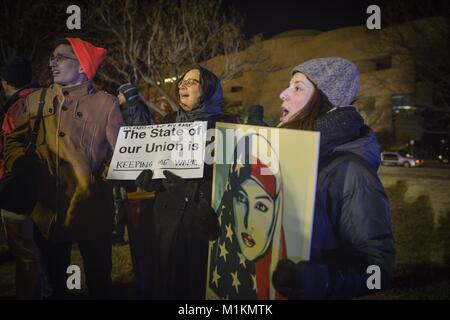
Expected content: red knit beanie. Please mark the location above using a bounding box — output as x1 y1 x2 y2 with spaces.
65 37 107 80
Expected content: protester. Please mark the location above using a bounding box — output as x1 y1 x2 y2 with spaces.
112 83 154 245
135 65 235 299
0 56 43 299
246 104 268 127
272 57 396 299
4 38 125 299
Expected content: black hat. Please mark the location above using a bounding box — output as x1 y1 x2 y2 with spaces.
0 56 32 88
118 83 139 102
248 105 264 118
247 105 268 127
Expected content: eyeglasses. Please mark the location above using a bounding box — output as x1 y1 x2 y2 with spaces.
178 79 200 88
49 54 78 64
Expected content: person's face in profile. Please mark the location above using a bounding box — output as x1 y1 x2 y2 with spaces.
279 72 315 125
49 44 83 86
178 69 202 112
233 177 276 261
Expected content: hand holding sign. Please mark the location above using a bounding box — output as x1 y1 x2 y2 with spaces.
135 169 154 191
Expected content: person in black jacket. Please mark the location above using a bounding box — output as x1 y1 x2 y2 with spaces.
246 104 268 127
272 57 395 299
117 83 154 126
112 83 154 246
135 65 235 299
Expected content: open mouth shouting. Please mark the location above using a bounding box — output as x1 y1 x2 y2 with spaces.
241 232 256 248
52 69 61 77
280 105 290 123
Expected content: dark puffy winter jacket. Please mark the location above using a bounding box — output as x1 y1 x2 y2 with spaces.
291 106 395 299
120 98 153 126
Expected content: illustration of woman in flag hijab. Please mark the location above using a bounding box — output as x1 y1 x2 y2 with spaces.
208 133 287 300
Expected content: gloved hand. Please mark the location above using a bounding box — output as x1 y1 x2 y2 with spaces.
161 170 189 194
160 170 200 208
272 259 305 299
135 169 154 191
135 169 164 192
272 259 332 300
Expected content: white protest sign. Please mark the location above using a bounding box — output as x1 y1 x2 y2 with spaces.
107 121 207 180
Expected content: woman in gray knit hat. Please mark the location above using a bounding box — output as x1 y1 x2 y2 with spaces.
272 57 395 299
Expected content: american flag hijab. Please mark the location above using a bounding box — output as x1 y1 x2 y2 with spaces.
208 133 287 300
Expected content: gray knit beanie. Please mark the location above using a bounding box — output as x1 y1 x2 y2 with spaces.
292 57 359 107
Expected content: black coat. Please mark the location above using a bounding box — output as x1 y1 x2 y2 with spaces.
292 106 395 299
121 98 153 126
147 112 236 299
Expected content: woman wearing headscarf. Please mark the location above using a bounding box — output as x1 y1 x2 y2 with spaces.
271 57 395 299
135 65 235 299
208 133 287 300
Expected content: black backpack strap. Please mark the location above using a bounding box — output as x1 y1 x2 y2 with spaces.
26 89 47 155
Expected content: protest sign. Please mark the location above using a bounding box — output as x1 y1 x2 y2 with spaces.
107 121 207 180
206 123 320 300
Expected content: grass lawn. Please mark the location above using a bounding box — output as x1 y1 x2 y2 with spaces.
360 180 450 299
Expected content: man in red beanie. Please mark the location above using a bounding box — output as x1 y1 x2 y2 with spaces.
4 38 125 299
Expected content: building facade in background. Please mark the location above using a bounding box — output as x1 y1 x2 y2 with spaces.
203 17 442 150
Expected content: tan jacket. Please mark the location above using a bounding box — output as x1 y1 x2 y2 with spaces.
4 81 125 240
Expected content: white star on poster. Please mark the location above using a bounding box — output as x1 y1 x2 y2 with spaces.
225 223 233 242
231 271 241 294
212 266 221 288
251 274 257 292
219 241 229 262
218 212 223 227
237 251 246 269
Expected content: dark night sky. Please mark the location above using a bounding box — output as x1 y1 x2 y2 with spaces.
222 0 387 38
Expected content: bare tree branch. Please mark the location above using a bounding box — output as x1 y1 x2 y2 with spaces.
87 0 250 111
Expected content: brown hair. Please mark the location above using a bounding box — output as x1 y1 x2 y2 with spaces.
280 82 334 131
54 38 74 53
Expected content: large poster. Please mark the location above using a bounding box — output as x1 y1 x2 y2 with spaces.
206 123 320 300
